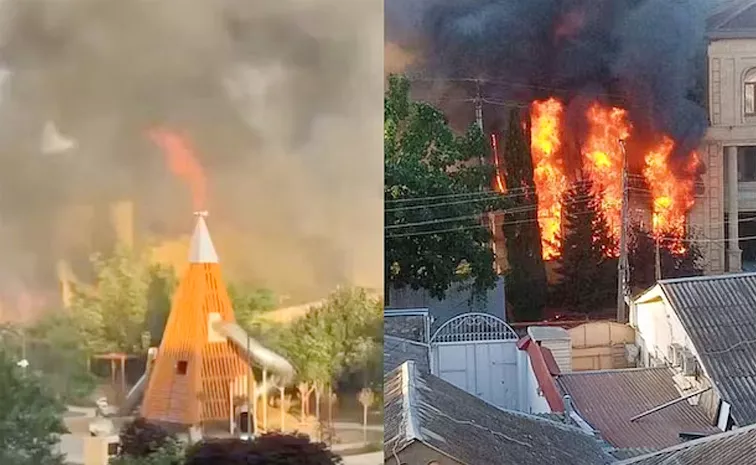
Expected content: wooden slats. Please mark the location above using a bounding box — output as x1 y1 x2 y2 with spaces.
141 263 248 426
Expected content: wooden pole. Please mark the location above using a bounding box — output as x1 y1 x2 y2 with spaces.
262 369 268 431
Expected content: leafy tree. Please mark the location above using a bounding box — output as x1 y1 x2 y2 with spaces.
502 107 547 321
276 288 382 388
227 284 277 335
552 178 618 312
144 264 177 347
185 434 342 465
118 417 177 458
385 74 504 301
628 224 703 290
0 349 68 465
26 313 98 404
110 445 184 465
69 245 151 353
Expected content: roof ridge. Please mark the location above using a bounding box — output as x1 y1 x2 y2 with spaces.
385 334 430 347
659 271 756 285
401 361 421 443
618 423 756 463
558 366 670 377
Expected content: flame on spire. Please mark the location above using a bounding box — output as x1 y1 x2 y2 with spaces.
148 128 207 211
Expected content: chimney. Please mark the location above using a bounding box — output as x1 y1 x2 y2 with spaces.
563 395 573 424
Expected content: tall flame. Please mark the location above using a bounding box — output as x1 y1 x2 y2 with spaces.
491 133 506 193
582 103 632 247
531 98 567 259
148 128 207 211
643 136 700 253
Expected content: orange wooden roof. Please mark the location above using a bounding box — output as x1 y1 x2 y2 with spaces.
141 214 247 426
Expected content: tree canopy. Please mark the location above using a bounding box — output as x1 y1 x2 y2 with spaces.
551 178 618 312
185 434 342 465
385 74 505 301
276 288 382 389
0 349 68 465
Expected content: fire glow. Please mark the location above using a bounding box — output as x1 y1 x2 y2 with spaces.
528 98 698 260
148 128 207 211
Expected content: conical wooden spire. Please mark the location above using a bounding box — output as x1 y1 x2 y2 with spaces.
141 212 247 426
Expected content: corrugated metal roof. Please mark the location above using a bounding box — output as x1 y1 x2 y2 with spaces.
658 272 756 426
384 361 614 465
558 367 719 449
617 422 756 465
384 335 430 375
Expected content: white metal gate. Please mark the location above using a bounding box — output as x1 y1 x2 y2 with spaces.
430 313 520 410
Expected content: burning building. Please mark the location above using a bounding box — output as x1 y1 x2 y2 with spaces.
387 0 726 272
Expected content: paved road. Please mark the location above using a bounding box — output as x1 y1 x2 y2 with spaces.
342 452 383 465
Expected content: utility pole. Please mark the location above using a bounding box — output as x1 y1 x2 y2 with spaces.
654 238 662 281
474 79 485 164
617 139 630 323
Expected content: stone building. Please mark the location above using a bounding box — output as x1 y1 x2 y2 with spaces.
695 0 756 273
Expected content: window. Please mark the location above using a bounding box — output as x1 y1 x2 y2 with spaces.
738 147 756 182
745 69 756 116
177 360 188 375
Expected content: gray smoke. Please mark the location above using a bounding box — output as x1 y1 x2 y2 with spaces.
387 0 709 163
0 0 383 319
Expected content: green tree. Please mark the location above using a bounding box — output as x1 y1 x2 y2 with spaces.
227 284 277 335
69 245 151 353
144 264 178 347
0 349 68 465
26 313 98 404
628 224 703 290
277 288 382 387
502 107 547 321
552 178 618 312
385 74 504 301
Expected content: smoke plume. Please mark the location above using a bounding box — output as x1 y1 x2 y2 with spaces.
386 0 709 164
0 0 383 318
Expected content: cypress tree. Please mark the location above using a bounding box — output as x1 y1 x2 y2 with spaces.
502 107 547 321
552 178 617 312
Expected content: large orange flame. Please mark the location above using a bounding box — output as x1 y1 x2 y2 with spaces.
531 98 567 259
582 103 632 247
643 136 700 253
148 128 207 211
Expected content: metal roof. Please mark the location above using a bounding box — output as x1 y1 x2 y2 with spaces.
657 272 756 426
558 367 718 449
383 335 430 375
617 422 756 465
384 361 614 465
707 0 756 39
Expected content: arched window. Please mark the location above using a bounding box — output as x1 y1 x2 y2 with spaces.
745 68 756 115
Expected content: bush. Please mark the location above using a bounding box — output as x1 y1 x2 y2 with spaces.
185 433 343 465
110 444 184 465
118 418 177 458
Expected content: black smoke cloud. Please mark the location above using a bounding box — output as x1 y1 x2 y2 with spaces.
0 0 383 317
387 0 709 161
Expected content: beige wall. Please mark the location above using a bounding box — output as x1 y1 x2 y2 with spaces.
569 321 635 371
386 441 462 465
689 37 756 273
690 141 726 274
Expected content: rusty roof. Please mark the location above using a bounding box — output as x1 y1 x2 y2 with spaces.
558 367 719 450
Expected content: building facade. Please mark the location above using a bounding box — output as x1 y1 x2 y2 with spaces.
695 2 756 273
